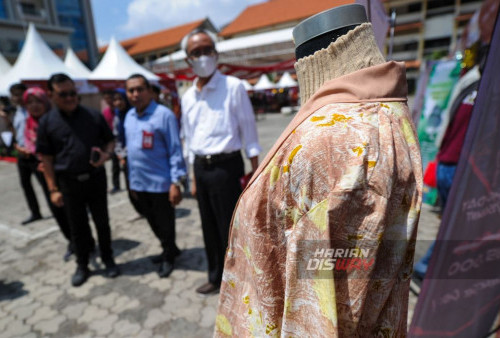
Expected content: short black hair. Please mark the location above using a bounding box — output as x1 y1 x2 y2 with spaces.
9 83 27 94
126 74 150 89
47 73 74 91
151 84 160 95
101 89 115 96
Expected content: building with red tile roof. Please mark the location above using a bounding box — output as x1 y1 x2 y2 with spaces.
220 0 354 38
99 18 216 65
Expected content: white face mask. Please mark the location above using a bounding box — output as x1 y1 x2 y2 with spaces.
191 55 217 78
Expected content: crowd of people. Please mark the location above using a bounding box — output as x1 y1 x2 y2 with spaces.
1 2 496 333
0 29 261 293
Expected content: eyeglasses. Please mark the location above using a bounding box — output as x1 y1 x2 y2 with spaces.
188 46 216 59
57 91 77 98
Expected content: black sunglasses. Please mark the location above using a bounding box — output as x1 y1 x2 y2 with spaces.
188 46 216 59
57 90 77 98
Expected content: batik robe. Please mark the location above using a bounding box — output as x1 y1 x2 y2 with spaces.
216 61 423 337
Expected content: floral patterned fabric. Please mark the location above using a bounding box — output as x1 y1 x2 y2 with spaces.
215 62 423 337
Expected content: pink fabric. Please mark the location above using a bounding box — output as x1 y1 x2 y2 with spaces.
23 87 50 109
24 115 39 154
23 87 50 154
102 107 114 130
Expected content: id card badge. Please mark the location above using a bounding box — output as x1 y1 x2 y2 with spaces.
142 130 154 149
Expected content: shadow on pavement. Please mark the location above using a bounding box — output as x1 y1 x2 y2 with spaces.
112 238 141 258
0 280 28 302
107 247 207 277
174 247 207 272
175 208 191 219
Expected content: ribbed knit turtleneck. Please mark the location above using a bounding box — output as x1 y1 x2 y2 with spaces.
294 23 385 103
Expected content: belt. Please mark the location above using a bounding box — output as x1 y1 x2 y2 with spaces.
194 150 240 166
59 168 103 182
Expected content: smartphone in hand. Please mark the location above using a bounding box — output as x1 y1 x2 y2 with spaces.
90 147 101 164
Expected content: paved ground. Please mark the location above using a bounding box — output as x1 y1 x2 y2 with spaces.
0 112 439 337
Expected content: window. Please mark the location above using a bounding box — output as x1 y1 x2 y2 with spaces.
20 2 37 15
0 0 7 18
424 37 451 49
0 39 24 54
55 0 89 52
427 0 454 10
393 41 419 52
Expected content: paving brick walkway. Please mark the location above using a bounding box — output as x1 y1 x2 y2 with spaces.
0 113 439 337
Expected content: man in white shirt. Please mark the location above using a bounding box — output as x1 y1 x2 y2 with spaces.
181 29 261 295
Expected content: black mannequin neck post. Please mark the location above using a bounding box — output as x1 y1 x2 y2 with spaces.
295 24 361 60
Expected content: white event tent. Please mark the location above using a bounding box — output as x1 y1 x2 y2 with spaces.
253 74 275 90
0 52 11 75
89 37 159 81
0 23 80 95
64 47 91 78
64 47 98 94
277 71 297 88
241 79 253 91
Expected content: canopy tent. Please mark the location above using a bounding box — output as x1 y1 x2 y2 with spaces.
253 74 275 90
277 71 297 88
64 47 91 78
89 37 159 81
241 79 253 91
152 27 294 74
0 23 80 95
63 47 98 94
0 52 11 75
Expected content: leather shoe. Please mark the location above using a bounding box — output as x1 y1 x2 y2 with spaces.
150 248 181 264
109 187 121 194
157 261 174 278
21 214 42 225
196 282 220 295
71 266 90 287
63 247 74 262
104 261 120 278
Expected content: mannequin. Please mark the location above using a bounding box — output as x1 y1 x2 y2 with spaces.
294 4 368 60
215 5 422 337
293 4 386 103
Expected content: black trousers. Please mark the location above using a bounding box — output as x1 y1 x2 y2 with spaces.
134 191 178 263
17 156 42 217
58 169 112 267
123 158 145 216
111 153 121 190
17 156 72 243
194 153 244 286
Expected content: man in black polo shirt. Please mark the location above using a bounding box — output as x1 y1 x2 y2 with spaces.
37 73 119 287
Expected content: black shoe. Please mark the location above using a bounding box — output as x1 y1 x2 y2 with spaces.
63 247 74 262
109 187 121 194
150 248 181 264
21 214 42 225
196 282 220 295
158 261 174 278
104 261 120 278
71 266 90 287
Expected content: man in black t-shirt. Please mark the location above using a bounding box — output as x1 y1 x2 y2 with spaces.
37 73 119 287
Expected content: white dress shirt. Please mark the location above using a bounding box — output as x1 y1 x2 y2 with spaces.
13 106 27 146
181 70 261 164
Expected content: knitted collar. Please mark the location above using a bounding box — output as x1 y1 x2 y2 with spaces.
294 23 385 103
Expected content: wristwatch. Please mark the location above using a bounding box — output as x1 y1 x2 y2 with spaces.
49 187 59 194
